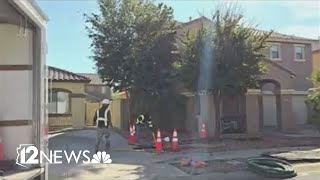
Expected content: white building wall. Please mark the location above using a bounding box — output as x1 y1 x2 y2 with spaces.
0 23 34 160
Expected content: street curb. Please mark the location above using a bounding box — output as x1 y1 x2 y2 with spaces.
48 126 96 135
48 126 126 136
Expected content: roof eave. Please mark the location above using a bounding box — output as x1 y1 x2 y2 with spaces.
49 79 91 83
267 38 313 44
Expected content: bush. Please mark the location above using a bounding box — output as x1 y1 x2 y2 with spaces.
130 93 187 130
306 90 320 130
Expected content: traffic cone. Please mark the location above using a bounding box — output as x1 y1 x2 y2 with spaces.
200 123 207 138
171 129 179 152
132 124 136 135
0 137 3 160
129 125 135 145
155 129 162 152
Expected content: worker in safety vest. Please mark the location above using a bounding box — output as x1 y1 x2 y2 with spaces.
135 112 155 143
93 99 113 153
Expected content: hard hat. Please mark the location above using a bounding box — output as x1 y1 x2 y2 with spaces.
163 137 170 142
102 99 110 104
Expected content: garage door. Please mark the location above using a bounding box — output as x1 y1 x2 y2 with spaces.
292 96 307 125
263 95 277 127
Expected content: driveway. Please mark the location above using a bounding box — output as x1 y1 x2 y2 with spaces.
48 129 185 180
47 129 320 180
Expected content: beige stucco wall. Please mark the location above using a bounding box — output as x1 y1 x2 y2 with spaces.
85 102 100 126
264 42 313 91
261 63 294 90
48 116 72 130
49 82 86 129
313 50 320 74
51 82 86 94
246 90 261 135
71 97 86 128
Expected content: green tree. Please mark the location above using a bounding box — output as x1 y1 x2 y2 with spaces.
306 71 320 130
84 0 179 118
85 0 178 98
179 4 271 137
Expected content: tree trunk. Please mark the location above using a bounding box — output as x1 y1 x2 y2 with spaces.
214 90 221 139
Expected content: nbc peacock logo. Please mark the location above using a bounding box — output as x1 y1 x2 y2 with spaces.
91 151 112 164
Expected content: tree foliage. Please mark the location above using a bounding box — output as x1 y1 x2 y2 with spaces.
85 0 178 96
306 71 320 130
178 26 208 92
178 4 271 136
179 5 271 95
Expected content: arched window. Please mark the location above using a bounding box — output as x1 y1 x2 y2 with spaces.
48 89 71 114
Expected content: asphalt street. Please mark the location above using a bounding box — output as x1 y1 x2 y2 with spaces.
47 129 320 180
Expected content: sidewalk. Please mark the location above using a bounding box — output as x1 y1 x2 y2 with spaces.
2 168 44 180
147 146 320 179
149 146 317 165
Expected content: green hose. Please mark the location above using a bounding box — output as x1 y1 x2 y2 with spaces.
247 157 297 179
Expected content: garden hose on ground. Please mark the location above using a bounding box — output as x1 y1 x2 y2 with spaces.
247 157 297 179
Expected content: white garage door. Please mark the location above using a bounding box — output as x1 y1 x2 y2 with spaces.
263 95 277 127
292 96 308 125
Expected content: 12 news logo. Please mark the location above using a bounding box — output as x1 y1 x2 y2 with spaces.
16 144 112 168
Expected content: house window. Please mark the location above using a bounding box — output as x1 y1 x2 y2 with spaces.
48 89 70 114
270 44 281 60
294 45 305 61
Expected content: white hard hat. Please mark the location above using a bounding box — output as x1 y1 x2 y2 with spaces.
102 99 110 104
163 137 170 142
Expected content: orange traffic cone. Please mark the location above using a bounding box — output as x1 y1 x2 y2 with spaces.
0 137 3 160
171 129 179 152
129 125 135 145
155 129 162 152
200 123 207 138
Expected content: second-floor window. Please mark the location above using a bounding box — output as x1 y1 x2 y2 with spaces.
270 43 281 60
294 45 305 61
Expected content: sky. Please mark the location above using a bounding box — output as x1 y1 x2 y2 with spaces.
37 0 320 73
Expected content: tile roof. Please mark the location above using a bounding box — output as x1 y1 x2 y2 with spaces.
180 16 212 27
47 66 90 82
251 29 315 43
180 16 316 43
78 73 107 85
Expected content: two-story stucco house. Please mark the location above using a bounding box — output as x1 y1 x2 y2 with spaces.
179 16 316 134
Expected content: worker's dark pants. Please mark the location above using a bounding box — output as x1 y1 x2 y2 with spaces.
135 125 154 143
135 125 141 143
95 127 111 153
